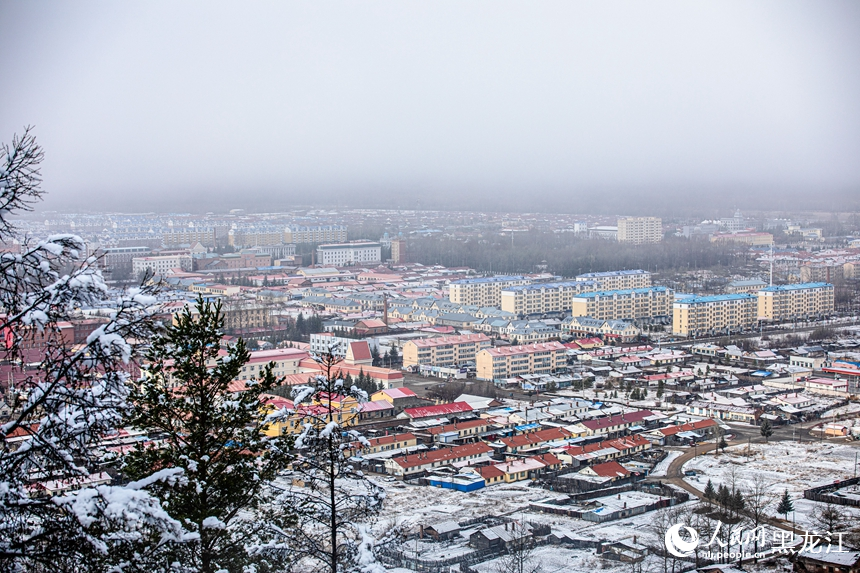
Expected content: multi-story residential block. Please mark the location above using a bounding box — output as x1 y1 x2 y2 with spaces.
285 225 348 244
390 238 406 264
163 227 217 247
401 334 492 368
475 341 566 381
98 246 152 275
617 217 662 244
132 254 193 276
500 280 601 315
757 282 834 322
448 276 532 307
672 293 758 337
800 263 844 283
574 269 651 291
228 226 285 248
316 241 382 266
569 286 673 322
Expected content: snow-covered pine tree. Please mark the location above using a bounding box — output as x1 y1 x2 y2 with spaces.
0 128 184 572
124 297 296 573
270 350 385 572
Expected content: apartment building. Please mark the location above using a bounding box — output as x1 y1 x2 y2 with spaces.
163 227 217 247
757 282 834 322
672 293 758 337
390 238 406 264
99 246 151 274
401 334 492 368
569 286 673 322
617 217 662 244
132 254 193 276
228 227 285 248
448 276 532 307
800 264 844 283
500 280 601 315
475 341 566 381
285 225 348 244
316 241 382 266
574 269 651 291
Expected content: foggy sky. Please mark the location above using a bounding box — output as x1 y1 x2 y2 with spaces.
1 1 859 214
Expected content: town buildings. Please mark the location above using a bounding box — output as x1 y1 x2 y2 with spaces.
401 334 492 368
475 341 566 381
616 217 662 245
757 282 835 322
132 254 193 276
500 280 602 315
570 286 673 323
574 269 651 291
672 293 758 337
449 276 533 307
316 241 382 266
285 224 348 244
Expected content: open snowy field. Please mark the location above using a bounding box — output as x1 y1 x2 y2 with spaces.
682 441 860 529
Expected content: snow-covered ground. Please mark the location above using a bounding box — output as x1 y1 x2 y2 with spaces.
650 450 683 477
681 441 860 529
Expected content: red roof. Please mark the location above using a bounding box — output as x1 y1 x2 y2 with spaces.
403 401 473 419
476 465 506 480
501 428 571 449
657 419 717 437
391 442 493 469
348 341 372 361
588 461 631 478
428 419 488 435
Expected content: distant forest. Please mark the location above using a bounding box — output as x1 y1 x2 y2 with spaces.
405 233 744 277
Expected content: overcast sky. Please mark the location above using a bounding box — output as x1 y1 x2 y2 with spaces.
1 1 859 213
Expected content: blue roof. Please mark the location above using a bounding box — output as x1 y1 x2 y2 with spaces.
502 280 599 292
675 293 756 304
759 282 833 292
573 286 670 299
451 275 525 285
575 269 648 279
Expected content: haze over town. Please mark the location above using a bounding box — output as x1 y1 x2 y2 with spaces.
2 3 860 573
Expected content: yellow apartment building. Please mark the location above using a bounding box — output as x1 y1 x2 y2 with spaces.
500 280 601 315
475 341 566 381
448 275 533 307
672 293 758 337
617 217 662 244
757 282 834 322
401 333 492 368
574 269 651 291
569 286 673 321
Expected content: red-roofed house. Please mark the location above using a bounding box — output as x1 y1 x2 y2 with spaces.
400 401 473 421
648 419 717 445
385 442 494 476
580 410 655 437
578 460 631 479
345 341 373 366
500 427 571 453
371 387 423 410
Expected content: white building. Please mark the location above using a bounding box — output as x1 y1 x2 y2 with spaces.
132 254 193 276
316 241 382 266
